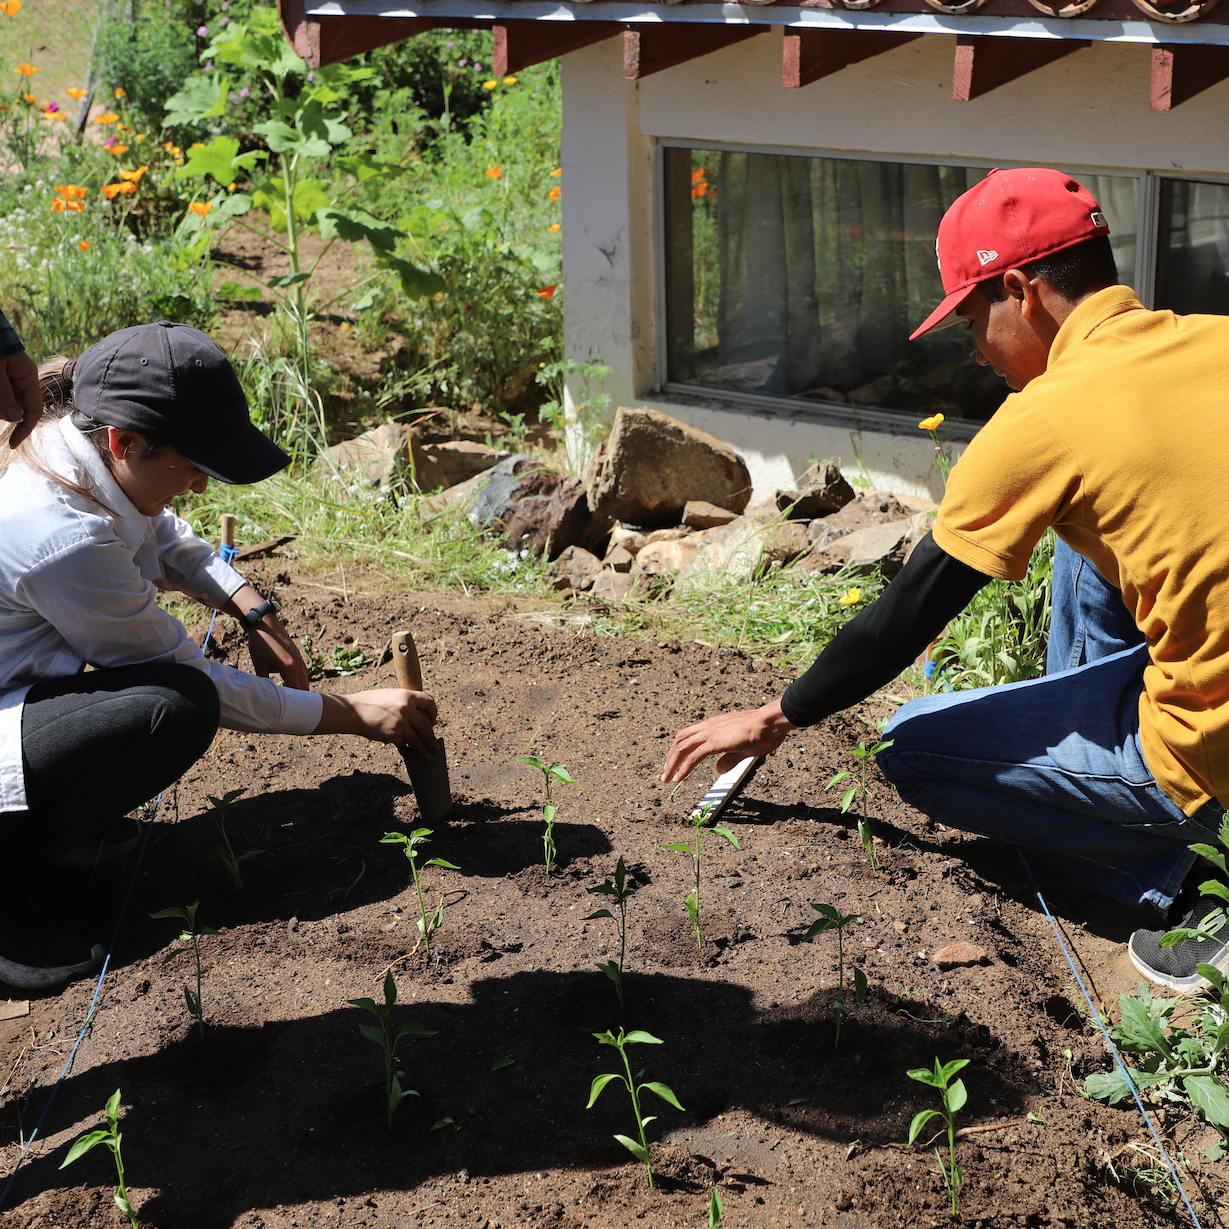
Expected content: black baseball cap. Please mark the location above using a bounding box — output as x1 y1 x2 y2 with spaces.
73 322 290 485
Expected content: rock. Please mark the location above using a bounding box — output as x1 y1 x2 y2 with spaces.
847 374 895 406
932 942 988 969
441 455 613 560
677 515 810 583
775 462 856 521
683 500 740 531
642 527 691 546
545 545 604 593
610 524 648 555
584 407 752 527
590 571 637 602
798 514 929 578
633 537 701 577
324 422 409 487
604 544 635 573
808 491 917 546
411 438 509 492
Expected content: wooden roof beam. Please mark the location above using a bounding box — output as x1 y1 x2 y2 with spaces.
624 25 766 81
1151 43 1229 110
952 34 1089 102
784 28 922 89
280 0 480 68
493 20 622 77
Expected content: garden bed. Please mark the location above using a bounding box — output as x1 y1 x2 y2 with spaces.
0 569 1222 1229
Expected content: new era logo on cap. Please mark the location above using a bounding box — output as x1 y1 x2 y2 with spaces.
976 249 999 267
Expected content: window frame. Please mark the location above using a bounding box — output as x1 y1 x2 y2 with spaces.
651 138 1212 439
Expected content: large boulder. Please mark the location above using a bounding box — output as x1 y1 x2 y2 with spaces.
411 438 509 491
799 512 931 577
775 462 856 521
324 422 409 487
463 455 613 561
584 408 752 528
545 545 605 593
677 514 811 584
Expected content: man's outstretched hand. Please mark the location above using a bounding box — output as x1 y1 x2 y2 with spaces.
0 351 42 447
661 698 796 785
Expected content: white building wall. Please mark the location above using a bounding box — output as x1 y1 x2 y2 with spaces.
559 31 1229 502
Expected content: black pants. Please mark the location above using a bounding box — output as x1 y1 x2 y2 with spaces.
3 662 220 879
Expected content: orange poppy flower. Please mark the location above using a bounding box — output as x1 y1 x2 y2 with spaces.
54 184 86 200
65 201 85 212
100 181 136 199
14 63 37 77
118 165 147 183
93 112 119 125
106 144 129 157
113 87 124 98
1 1 23 15
78 240 90 251
918 413 945 431
691 167 706 184
188 201 212 217
66 87 88 100
21 92 34 104
548 223 561 233
691 184 707 199
485 166 501 179
49 198 65 212
536 285 557 301
549 168 561 177
548 186 561 203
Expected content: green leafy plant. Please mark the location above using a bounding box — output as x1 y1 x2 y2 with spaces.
660 801 740 951
151 900 217 1041
380 828 459 956
535 356 612 476
826 739 893 872
328 643 372 676
587 1028 685 1189
907 1057 971 1220
515 756 576 875
59 1089 138 1229
206 787 246 891
348 970 436 1130
707 1186 725 1228
804 902 867 1048
585 856 638 1009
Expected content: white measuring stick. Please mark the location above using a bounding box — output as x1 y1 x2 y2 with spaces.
690 755 763 824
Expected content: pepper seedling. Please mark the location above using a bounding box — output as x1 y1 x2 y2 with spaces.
151 900 217 1042
804 902 867 1048
60 1089 138 1229
587 1027 685 1189
660 800 740 952
380 828 459 956
585 856 638 1009
206 786 246 891
907 1056 971 1220
826 739 893 871
514 755 576 875
348 970 436 1130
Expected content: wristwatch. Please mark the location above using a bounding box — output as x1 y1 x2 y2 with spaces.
241 597 279 628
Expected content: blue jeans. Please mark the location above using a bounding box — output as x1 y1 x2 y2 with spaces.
879 540 1223 913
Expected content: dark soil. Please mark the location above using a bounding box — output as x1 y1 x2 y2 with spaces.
1 570 1224 1229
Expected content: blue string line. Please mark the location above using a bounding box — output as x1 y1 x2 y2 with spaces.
1017 851 1204 1229
0 793 161 1212
204 542 239 654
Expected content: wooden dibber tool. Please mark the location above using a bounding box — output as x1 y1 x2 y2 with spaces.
391 629 452 824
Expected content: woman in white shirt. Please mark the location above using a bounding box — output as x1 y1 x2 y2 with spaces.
0 321 437 992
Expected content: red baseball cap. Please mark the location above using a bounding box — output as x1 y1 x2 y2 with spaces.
910 167 1110 340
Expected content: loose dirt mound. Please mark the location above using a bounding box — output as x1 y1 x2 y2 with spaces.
0 572 1219 1228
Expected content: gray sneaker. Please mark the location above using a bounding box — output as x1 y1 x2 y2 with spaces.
1129 893 1229 992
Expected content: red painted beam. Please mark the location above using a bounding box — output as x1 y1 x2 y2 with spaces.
493 20 622 77
783 28 922 88
952 34 1089 102
1151 43 1229 110
624 25 766 81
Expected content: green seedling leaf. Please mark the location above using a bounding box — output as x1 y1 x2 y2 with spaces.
640 1081 685 1112
426 857 461 870
491 1058 515 1071
826 771 852 789
1117 991 1174 1058
907 1107 941 1144
708 1186 724 1229
267 272 311 290
1201 880 1229 904
60 1129 110 1167
712 825 741 849
660 843 692 854
945 1078 968 1115
585 909 614 920
431 1117 457 1131
787 1097 808 1106
1026 1112 1046 1124
853 967 868 1005
588 1073 623 1107
622 1030 663 1046
1199 963 1227 994
614 1134 648 1162
840 788 856 814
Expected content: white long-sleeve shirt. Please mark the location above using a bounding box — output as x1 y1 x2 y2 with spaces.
0 416 322 811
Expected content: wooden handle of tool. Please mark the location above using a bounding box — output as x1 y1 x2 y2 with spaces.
391 630 424 692
220 514 235 550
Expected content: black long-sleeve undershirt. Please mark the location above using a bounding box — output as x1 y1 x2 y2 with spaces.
779 532 991 727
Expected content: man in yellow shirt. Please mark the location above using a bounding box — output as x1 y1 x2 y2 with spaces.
663 167 1228 992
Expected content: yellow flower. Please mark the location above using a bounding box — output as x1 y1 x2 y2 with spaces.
839 587 862 608
502 76 517 85
107 143 129 156
66 87 88 100
549 185 561 202
548 223 560 233
14 63 37 77
163 140 174 151
190 141 204 149
917 413 945 431
226 181 236 191
78 240 90 251
188 201 212 217
113 86 124 98
1 2 23 16
482 79 497 90
21 92 34 104
135 133 145 143
549 167 561 177
174 156 184 166
485 166 501 179
43 109 66 121
94 112 119 124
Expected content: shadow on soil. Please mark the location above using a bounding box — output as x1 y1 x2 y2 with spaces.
10 969 1034 1228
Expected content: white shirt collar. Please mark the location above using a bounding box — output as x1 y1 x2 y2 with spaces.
55 416 152 552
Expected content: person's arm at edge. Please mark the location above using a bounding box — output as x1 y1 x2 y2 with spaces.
0 313 42 447
661 532 991 784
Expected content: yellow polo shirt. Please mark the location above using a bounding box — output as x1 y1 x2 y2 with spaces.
934 285 1229 815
